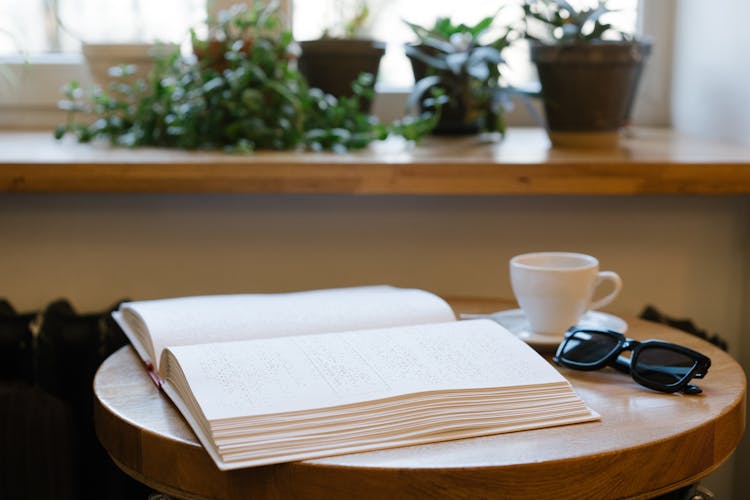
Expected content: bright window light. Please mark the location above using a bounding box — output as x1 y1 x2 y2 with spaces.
0 0 205 55
293 0 638 87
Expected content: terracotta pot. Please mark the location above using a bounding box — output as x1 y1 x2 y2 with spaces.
298 39 385 109
530 40 652 148
192 39 255 72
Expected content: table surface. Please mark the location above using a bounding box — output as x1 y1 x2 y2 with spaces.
4 128 750 194
93 297 746 500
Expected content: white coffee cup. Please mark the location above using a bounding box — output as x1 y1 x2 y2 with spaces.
510 252 622 335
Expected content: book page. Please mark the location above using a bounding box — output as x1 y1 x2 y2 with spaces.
162 319 567 422
121 286 456 370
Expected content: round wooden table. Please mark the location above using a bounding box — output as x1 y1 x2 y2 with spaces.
93 298 746 499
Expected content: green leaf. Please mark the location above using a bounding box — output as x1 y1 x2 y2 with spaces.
445 52 469 75
406 75 442 113
202 77 225 93
584 4 610 25
404 45 451 71
469 16 495 37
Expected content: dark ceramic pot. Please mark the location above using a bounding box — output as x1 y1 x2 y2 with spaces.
530 40 652 147
298 39 385 109
406 45 482 135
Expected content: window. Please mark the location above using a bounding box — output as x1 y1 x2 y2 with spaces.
0 0 658 130
293 0 639 88
0 0 205 54
0 0 209 128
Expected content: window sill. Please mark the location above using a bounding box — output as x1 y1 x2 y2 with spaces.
1 127 750 195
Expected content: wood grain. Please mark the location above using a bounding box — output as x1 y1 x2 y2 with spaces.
93 298 746 499
3 128 750 194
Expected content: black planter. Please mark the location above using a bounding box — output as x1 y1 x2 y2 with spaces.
298 39 385 110
407 48 482 135
530 40 652 147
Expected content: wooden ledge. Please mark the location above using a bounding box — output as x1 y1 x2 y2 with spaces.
2 128 750 194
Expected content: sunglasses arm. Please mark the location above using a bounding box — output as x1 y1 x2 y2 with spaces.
612 355 632 375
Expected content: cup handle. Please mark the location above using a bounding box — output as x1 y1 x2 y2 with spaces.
589 271 622 310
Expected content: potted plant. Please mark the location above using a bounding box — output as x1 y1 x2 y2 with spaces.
296 0 386 108
55 3 439 152
404 15 515 136
523 0 652 148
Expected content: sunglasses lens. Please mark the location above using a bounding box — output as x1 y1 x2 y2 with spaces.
559 330 620 365
632 347 697 387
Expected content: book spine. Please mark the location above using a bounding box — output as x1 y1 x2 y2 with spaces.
145 361 162 388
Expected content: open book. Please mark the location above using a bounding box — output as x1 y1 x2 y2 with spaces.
113 286 599 470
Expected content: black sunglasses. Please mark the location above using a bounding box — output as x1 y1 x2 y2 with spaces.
554 328 711 395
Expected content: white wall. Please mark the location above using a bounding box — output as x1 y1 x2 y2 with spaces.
672 0 750 146
671 0 750 497
1 194 745 319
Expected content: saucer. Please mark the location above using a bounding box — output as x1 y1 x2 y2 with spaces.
460 309 628 350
